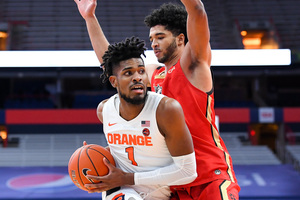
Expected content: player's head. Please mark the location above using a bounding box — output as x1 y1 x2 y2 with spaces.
144 3 187 63
101 36 148 105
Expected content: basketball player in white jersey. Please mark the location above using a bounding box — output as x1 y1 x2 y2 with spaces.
83 37 197 200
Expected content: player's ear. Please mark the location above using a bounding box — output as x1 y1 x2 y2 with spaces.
177 33 185 46
109 76 117 88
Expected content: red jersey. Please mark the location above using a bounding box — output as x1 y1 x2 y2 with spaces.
151 62 238 187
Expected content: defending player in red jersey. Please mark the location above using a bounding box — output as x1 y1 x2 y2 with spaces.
145 1 240 199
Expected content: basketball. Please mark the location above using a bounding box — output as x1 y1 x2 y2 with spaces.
68 144 116 191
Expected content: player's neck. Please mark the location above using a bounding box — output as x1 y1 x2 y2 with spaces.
119 101 145 121
163 50 182 70
164 61 177 71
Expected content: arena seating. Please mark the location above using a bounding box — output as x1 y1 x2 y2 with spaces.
286 144 300 171
0 133 282 166
224 0 300 49
4 97 55 108
221 133 282 165
72 93 111 108
2 0 299 50
0 133 107 166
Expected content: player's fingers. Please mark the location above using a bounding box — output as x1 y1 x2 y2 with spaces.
83 141 88 146
105 146 110 152
103 157 114 170
87 189 102 194
86 174 104 181
85 183 105 193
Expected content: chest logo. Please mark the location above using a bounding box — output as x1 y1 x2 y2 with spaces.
108 122 117 126
168 66 175 73
142 128 150 137
154 84 162 94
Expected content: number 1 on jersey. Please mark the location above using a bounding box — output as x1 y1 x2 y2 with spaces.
125 146 138 166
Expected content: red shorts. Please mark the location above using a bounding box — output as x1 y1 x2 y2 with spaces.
170 180 240 200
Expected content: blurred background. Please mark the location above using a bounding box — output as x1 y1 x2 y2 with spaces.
0 0 300 199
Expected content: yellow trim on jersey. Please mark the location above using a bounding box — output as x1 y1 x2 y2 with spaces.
212 121 224 150
220 180 231 200
154 71 166 79
207 95 235 183
207 95 223 150
224 151 235 183
206 95 212 121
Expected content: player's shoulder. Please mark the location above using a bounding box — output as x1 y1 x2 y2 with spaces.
157 95 182 114
97 94 117 111
156 96 184 129
155 65 165 73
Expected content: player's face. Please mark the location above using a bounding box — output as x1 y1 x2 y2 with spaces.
110 58 148 105
149 25 178 63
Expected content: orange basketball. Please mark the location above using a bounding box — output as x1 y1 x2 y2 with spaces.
68 144 115 191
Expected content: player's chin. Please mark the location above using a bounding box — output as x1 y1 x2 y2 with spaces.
129 94 147 105
130 90 147 100
133 94 146 101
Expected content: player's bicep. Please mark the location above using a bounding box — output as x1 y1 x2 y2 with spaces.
187 13 210 57
157 98 194 157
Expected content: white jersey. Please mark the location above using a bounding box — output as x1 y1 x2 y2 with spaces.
102 91 172 200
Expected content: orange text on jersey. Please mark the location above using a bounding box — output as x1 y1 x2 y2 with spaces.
107 133 153 146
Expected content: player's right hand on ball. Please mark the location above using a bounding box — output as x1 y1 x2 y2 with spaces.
85 158 133 193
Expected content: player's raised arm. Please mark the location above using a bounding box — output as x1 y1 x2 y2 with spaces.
181 0 211 65
74 0 109 64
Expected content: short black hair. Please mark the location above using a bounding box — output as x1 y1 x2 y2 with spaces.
144 3 188 44
101 36 147 82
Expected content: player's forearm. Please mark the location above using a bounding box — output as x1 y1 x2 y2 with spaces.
134 152 197 186
180 0 207 30
85 16 109 64
181 0 205 15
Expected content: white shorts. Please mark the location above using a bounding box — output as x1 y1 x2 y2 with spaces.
102 187 143 200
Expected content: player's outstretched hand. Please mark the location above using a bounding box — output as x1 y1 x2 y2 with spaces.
74 0 97 20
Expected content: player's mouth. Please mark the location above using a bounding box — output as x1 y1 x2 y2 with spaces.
130 84 145 94
154 50 161 57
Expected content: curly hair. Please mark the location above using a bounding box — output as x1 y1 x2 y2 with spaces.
144 3 188 44
100 36 147 82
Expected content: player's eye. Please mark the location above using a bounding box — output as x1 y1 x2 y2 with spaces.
139 69 145 74
124 71 132 76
